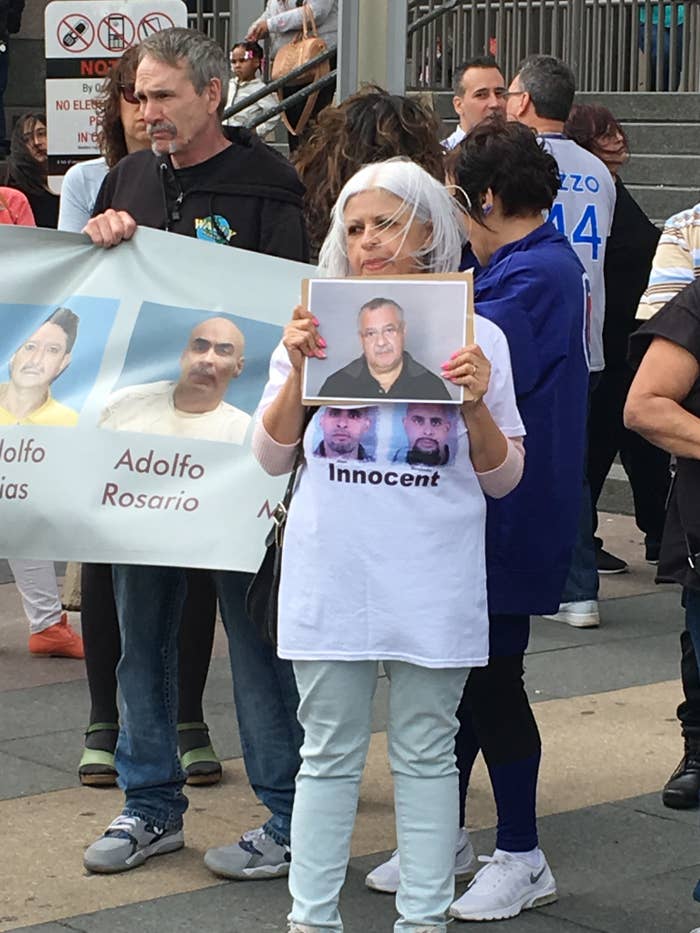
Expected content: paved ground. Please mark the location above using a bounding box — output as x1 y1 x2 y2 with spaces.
2 510 700 933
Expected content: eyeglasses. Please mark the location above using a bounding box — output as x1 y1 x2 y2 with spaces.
502 89 527 100
119 84 139 105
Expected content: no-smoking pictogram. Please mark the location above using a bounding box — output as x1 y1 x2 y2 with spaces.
137 11 175 40
97 12 135 51
57 13 94 52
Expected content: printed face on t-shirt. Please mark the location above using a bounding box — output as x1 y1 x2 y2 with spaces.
403 403 453 455
358 304 405 376
319 407 371 458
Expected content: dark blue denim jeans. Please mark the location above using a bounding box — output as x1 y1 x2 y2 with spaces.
112 564 303 841
561 373 601 603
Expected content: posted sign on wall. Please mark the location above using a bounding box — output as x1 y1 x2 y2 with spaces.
45 0 187 189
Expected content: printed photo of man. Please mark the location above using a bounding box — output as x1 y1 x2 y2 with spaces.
314 407 375 461
0 307 79 426
394 403 456 466
318 298 452 402
100 316 251 443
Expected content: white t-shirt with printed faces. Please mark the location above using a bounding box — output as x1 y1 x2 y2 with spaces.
256 315 525 669
541 136 616 372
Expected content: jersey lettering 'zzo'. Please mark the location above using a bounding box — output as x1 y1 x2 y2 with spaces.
558 172 600 194
548 202 602 262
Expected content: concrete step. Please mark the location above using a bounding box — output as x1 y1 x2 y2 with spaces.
626 184 699 222
576 91 700 122
623 153 700 186
623 121 700 155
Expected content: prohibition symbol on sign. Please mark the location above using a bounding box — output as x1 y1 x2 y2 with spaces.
137 11 175 40
98 12 135 52
57 13 94 52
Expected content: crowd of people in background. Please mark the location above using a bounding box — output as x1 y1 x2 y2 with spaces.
1 14 699 932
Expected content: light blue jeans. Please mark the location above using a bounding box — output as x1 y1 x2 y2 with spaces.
289 659 470 932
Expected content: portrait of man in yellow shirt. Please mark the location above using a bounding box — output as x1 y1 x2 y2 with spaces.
0 307 79 426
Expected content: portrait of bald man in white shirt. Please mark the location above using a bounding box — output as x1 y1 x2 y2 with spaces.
100 316 251 444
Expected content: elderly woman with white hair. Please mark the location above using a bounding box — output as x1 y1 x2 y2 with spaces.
252 158 525 933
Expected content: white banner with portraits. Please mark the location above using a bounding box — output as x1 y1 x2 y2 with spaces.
0 225 314 570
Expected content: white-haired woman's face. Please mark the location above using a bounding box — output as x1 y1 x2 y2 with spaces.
344 189 431 277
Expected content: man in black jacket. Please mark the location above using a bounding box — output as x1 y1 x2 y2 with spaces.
0 0 24 153
83 28 307 881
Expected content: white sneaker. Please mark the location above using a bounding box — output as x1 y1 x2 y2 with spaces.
365 827 477 894
542 600 600 628
449 849 557 922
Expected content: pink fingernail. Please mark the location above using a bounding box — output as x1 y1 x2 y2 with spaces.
450 351 459 360
312 316 320 326
318 337 327 348
316 350 326 359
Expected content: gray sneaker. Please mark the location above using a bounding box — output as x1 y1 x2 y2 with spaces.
204 826 291 879
84 814 184 873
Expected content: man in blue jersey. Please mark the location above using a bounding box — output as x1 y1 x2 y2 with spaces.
506 54 617 628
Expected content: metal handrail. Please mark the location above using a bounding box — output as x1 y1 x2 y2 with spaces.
407 0 459 34
223 44 337 121
244 70 338 130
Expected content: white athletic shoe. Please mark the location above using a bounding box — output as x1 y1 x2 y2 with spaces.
365 827 477 894
542 600 600 628
449 849 557 922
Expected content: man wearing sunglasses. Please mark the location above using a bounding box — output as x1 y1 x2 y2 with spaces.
82 27 308 883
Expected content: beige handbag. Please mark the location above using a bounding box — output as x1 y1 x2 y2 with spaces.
271 3 330 136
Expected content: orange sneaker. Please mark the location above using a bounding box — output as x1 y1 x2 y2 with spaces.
28 613 84 659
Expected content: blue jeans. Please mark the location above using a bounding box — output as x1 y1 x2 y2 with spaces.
561 374 600 604
289 659 470 932
112 564 303 840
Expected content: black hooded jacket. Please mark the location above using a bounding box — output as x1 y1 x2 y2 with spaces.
92 126 309 262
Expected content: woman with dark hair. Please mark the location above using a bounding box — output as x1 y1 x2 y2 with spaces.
64 48 222 791
58 46 148 232
293 86 446 257
224 40 279 138
1 111 58 228
564 102 669 574
366 119 589 922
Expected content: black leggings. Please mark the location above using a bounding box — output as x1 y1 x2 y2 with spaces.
456 616 542 852
81 563 217 727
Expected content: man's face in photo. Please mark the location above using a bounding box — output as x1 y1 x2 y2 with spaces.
179 317 244 405
10 322 71 391
359 304 405 375
454 67 507 131
320 407 371 457
136 54 220 157
403 404 452 456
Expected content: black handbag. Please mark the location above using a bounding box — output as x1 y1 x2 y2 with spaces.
246 409 315 646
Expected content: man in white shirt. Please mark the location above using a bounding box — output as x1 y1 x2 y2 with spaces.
506 54 616 628
441 55 507 151
100 316 250 444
